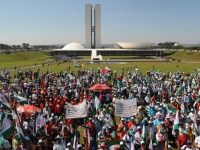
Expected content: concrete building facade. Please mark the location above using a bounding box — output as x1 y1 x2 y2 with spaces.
85 4 101 49
85 4 92 48
94 4 101 48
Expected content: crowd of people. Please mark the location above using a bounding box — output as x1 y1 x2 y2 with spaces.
0 65 200 150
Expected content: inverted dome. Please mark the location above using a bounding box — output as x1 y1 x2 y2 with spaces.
62 43 85 50
117 42 155 49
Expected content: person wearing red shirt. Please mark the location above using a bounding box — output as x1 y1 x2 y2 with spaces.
86 118 96 138
196 100 200 112
48 99 55 113
117 118 128 140
49 118 58 140
45 120 51 134
179 130 190 148
55 100 62 115
128 116 135 129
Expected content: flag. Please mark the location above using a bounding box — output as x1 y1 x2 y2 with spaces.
14 95 27 105
0 94 11 111
167 105 176 114
142 118 147 143
149 96 154 104
172 110 179 136
0 135 4 148
192 113 199 136
73 130 78 150
94 96 102 110
148 126 153 150
70 124 73 134
41 78 45 89
164 133 168 150
34 111 45 134
187 81 190 92
114 78 122 89
107 141 129 150
149 140 153 150
193 98 200 108
0 112 12 139
73 60 84 67
68 73 75 80
85 129 90 150
12 110 30 143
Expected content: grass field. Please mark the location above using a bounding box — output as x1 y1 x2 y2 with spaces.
168 51 200 61
0 51 199 148
0 51 53 70
7 61 200 82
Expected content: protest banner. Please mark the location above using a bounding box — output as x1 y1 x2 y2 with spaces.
115 99 137 117
65 100 87 118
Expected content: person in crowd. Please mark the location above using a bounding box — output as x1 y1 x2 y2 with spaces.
1 65 200 150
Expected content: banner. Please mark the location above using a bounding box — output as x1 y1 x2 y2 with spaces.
65 100 87 119
115 99 137 117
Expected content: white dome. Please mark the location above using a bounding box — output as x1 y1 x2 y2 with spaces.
117 42 155 49
62 43 85 50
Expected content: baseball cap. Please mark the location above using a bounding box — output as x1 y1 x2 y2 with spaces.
121 118 125 121
187 140 192 144
153 143 157 146
119 141 124 146
77 144 82 148
67 142 72 146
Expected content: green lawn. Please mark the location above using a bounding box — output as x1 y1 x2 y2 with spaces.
169 51 200 61
0 51 196 149
0 51 52 70
8 61 200 81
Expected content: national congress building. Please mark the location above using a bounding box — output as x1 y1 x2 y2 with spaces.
52 4 163 60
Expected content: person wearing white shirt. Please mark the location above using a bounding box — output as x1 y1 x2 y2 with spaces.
180 140 195 150
194 135 200 149
53 135 66 150
134 126 142 149
123 130 135 150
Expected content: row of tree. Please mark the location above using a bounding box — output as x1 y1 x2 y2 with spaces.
0 43 30 49
158 42 200 50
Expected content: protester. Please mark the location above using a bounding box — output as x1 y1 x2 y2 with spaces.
1 65 200 150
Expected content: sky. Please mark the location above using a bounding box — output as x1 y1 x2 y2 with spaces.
0 0 200 45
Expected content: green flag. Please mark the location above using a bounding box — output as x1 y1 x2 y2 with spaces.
167 105 176 114
172 110 179 137
114 78 122 88
0 93 11 111
14 95 27 105
0 112 12 139
12 110 31 143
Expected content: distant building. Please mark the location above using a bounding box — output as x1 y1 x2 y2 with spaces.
52 4 163 59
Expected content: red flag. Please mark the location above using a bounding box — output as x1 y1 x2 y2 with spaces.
149 96 154 104
41 78 45 89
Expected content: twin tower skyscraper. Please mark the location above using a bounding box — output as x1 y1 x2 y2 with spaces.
85 4 101 49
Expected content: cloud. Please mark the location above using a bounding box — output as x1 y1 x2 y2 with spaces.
72 14 77 17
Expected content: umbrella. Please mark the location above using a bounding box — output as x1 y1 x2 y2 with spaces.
89 83 111 91
17 104 41 115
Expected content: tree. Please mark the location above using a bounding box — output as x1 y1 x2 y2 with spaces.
12 45 16 49
17 45 21 49
0 44 5 49
22 43 30 50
